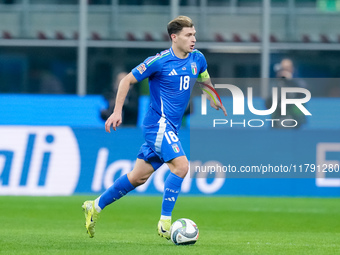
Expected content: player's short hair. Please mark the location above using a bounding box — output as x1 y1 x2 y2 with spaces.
167 16 194 40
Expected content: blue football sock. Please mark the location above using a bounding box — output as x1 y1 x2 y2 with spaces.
98 174 135 210
161 172 184 217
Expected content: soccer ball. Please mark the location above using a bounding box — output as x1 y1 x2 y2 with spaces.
170 218 199 245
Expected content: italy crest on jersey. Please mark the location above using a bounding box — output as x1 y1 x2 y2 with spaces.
172 144 180 153
191 62 197 75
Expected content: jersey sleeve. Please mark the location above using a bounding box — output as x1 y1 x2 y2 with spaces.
197 51 209 82
199 52 208 74
131 55 162 82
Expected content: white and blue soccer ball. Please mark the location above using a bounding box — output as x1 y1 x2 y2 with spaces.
170 218 199 245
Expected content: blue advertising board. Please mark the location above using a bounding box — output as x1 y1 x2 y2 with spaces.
0 126 339 197
0 94 339 196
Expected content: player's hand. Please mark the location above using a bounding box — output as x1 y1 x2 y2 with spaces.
210 99 227 116
105 112 122 133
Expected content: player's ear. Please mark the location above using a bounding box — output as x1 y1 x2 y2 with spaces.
171 33 177 42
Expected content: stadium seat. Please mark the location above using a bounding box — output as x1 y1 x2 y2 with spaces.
55 31 66 40
214 33 226 42
270 34 279 43
2 31 12 39
232 33 243 42
301 34 311 43
320 34 331 43
37 31 48 40
144 32 154 41
162 32 170 41
250 33 260 42
126 32 137 41
91 32 101 40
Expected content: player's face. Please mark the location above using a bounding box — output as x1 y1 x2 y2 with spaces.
175 27 196 54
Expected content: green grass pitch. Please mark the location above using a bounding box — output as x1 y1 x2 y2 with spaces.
1 195 339 255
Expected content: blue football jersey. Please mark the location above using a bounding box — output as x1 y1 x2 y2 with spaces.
132 47 208 131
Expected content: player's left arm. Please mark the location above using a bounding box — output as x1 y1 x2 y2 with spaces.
198 70 227 116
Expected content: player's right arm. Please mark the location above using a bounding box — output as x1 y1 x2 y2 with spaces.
105 54 161 132
105 72 138 132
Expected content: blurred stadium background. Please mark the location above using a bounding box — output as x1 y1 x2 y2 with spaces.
0 1 340 201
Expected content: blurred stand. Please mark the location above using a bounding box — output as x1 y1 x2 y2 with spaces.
28 68 65 94
328 85 340 97
40 71 65 94
100 72 139 126
266 58 308 129
1 0 16 4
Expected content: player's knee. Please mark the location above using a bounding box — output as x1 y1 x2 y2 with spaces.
127 173 148 187
135 176 149 186
173 161 189 178
131 176 148 187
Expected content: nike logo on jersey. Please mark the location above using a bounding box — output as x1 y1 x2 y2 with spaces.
168 69 178 76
